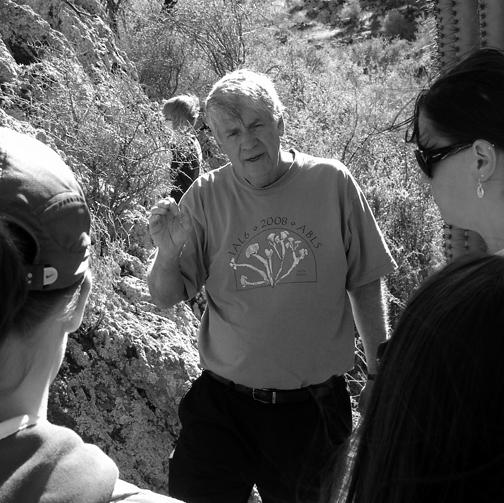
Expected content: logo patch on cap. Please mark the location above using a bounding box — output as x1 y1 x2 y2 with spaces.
43 267 58 286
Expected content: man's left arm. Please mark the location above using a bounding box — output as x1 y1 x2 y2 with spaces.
347 277 389 412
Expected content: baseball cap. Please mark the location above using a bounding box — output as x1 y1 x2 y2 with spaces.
0 127 91 290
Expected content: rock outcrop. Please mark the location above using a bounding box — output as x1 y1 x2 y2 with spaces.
0 0 134 76
0 0 199 494
0 37 18 82
49 250 200 492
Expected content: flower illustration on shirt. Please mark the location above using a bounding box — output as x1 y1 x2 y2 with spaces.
229 230 308 288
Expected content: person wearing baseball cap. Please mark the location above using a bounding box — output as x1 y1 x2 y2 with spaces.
0 128 180 503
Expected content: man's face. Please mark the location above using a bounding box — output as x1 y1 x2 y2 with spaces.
210 102 284 188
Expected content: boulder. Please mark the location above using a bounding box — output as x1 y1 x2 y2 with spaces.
1 0 135 77
49 251 200 493
0 37 18 82
0 0 69 64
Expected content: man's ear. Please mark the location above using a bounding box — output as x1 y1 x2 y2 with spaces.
65 271 92 333
277 116 285 137
471 139 496 182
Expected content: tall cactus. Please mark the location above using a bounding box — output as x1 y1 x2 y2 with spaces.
432 0 504 260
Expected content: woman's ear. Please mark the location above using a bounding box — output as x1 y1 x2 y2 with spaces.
65 271 92 333
471 139 497 182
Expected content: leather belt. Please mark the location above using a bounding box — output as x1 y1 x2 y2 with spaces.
204 370 339 405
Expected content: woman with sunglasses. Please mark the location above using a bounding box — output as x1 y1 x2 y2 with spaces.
327 51 504 502
406 47 504 255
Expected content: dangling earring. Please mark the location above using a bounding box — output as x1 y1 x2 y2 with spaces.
477 179 485 199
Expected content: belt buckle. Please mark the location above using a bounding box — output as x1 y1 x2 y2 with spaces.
252 388 276 405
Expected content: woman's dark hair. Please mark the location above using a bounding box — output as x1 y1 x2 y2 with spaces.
0 221 80 342
408 48 504 148
341 254 504 503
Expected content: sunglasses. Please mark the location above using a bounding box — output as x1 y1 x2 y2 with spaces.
414 142 473 178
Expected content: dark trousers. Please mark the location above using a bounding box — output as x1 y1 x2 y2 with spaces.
168 371 352 503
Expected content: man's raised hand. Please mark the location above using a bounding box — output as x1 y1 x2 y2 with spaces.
149 198 191 256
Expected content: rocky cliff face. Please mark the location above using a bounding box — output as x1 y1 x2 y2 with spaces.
0 0 200 494
0 0 134 75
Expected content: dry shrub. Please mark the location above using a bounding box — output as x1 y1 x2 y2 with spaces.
340 0 362 23
122 14 187 100
120 0 253 100
12 52 174 239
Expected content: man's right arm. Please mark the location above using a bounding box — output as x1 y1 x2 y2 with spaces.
147 198 191 309
147 247 187 308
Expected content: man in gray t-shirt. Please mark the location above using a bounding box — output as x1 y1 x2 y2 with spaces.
148 69 396 503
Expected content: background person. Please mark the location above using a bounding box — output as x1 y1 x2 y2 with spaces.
0 127 180 503
162 94 203 203
406 47 504 255
338 253 504 503
148 69 396 503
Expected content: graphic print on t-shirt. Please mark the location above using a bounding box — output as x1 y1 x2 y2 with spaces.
227 217 320 290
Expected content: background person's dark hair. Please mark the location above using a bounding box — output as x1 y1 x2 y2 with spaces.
0 221 82 344
408 48 504 149
340 254 504 503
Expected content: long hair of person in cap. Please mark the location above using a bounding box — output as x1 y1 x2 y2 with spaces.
335 254 504 503
0 220 90 328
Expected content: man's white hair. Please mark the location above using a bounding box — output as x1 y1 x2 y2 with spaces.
204 69 284 131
